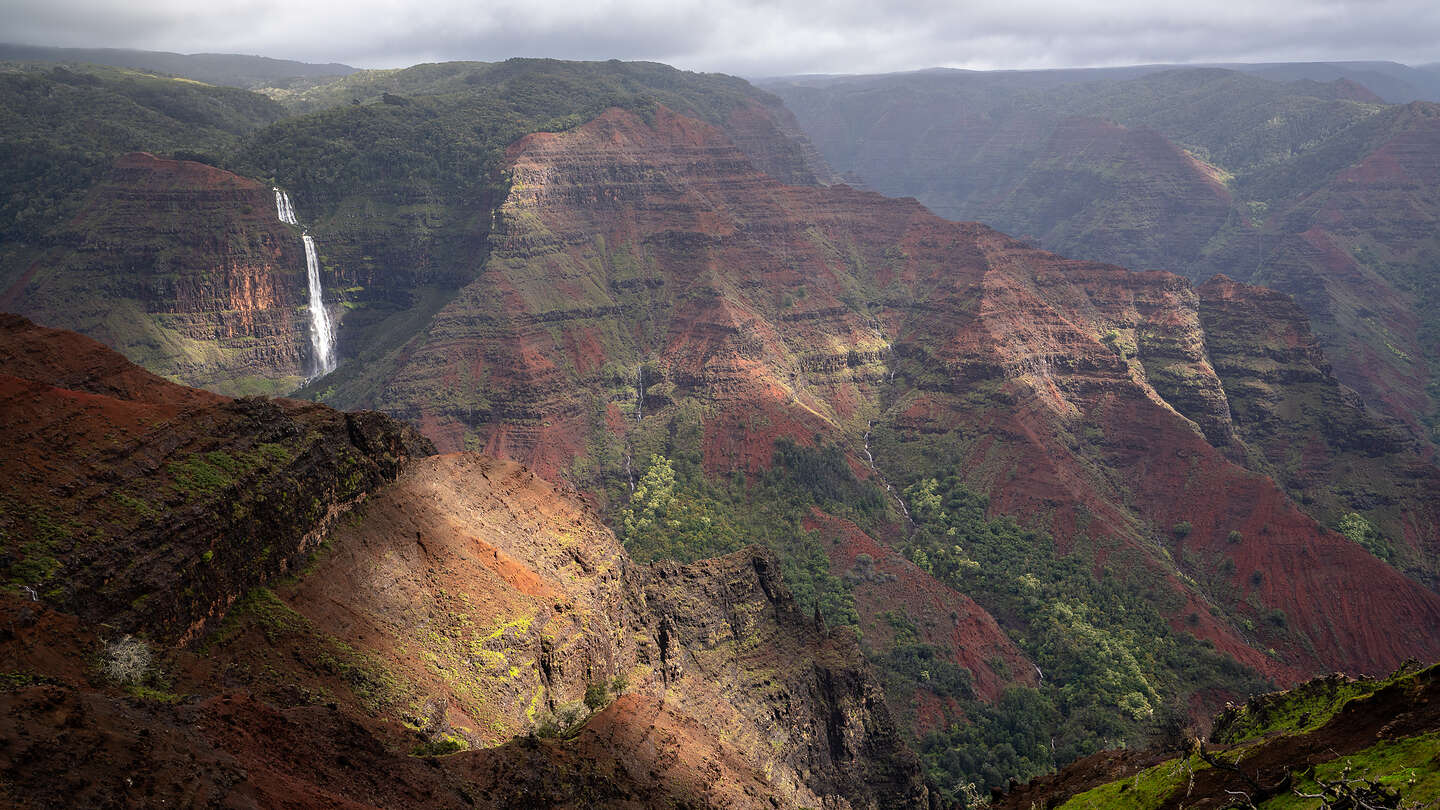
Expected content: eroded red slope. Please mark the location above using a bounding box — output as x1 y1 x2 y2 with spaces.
371 105 1440 680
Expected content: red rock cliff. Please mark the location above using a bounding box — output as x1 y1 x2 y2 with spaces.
6 152 314 395
369 105 1440 681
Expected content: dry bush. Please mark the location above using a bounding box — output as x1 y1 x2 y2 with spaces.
102 635 152 685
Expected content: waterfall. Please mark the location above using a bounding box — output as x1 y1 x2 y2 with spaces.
274 187 298 225
302 234 336 375
864 419 915 528
274 187 336 377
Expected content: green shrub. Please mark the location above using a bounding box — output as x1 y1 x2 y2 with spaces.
1337 513 1394 562
584 681 609 712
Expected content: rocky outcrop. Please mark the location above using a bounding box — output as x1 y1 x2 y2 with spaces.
5 152 313 395
0 313 431 644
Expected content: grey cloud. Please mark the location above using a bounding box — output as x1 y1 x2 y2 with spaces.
1 0 1437 75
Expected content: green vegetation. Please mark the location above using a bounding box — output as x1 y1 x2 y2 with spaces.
584 681 613 712
0 63 283 247
1058 755 1209 809
0 496 84 589
876 612 975 700
166 444 298 500
533 700 595 739
411 731 470 757
1337 512 1395 563
1264 733 1440 809
126 684 182 703
1212 673 1387 744
1053 664 1440 809
168 452 241 497
616 440 874 627
899 472 1268 800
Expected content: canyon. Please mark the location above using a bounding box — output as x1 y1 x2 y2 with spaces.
765 68 1440 455
1 54 1438 807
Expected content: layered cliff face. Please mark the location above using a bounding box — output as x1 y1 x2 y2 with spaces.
968 116 1233 273
1197 275 1440 588
221 453 933 809
4 153 314 395
1242 102 1440 442
766 69 1440 453
342 104 1440 685
0 315 932 809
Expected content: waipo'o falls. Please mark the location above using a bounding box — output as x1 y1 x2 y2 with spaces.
274 188 336 377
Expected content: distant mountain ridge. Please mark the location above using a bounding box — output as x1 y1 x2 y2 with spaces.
764 59 1440 103
0 42 356 88
764 65 1440 455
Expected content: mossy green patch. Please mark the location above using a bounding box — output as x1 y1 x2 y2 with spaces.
411 731 470 757
1058 755 1209 809
1259 732 1440 809
126 684 183 703
1213 676 1377 744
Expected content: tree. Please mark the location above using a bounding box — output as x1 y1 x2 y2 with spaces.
584 681 609 712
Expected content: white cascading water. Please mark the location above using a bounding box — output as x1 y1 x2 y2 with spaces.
301 233 336 375
274 188 336 377
274 187 298 226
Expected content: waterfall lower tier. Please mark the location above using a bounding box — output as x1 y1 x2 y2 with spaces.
302 234 336 377
275 187 336 378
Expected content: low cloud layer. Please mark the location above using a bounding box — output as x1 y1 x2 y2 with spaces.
3 0 1437 74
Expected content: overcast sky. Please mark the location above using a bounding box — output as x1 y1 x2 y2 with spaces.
4 0 1438 75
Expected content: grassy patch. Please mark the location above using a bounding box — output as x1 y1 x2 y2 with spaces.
0 497 83 587
126 684 182 703
1059 755 1208 809
168 452 240 498
1213 676 1377 743
411 731 471 757
1260 732 1440 809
